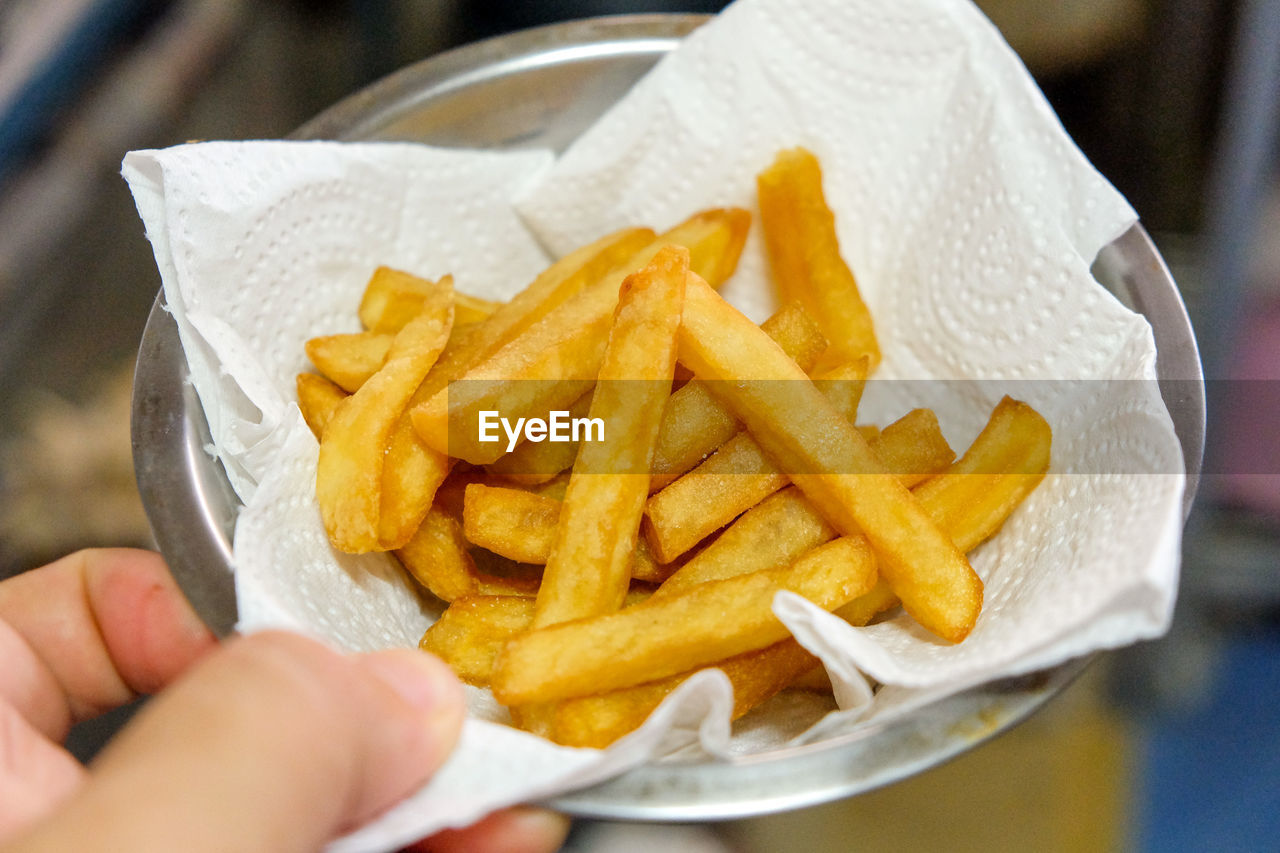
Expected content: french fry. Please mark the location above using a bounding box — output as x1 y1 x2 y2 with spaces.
296 373 347 439
461 483 670 582
528 471 571 501
812 358 870 428
397 506 539 601
493 536 877 705
548 637 819 748
649 300 828 490
462 483 558 565
832 577 900 628
420 595 536 686
359 267 455 333
428 226 659 387
423 583 657 692
677 274 981 643
396 505 483 601
651 486 835 599
484 391 593 484
870 408 956 489
644 355 871 563
757 147 880 371
908 396 1051 553
316 283 453 553
304 331 392 392
644 405 951 565
658 396 1049 610
411 209 751 464
375 228 661 549
454 291 502 325
532 246 686 627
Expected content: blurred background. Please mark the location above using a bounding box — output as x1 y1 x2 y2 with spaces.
0 0 1276 850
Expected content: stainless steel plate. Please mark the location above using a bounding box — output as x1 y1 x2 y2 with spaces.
131 14 1205 822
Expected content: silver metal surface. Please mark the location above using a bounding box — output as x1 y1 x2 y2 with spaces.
131 14 1205 823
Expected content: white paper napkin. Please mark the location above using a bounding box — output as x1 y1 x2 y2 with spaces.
123 0 1187 848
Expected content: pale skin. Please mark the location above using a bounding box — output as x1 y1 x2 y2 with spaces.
0 548 569 853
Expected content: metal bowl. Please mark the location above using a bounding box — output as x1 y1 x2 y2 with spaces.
131 14 1205 822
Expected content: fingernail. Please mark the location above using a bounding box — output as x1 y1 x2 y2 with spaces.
362 649 465 718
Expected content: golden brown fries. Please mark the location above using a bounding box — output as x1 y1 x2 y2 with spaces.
493 535 877 705
461 484 669 582
316 282 453 552
359 267 456 333
532 246 686 627
757 147 880 371
411 209 750 464
397 506 540 601
296 373 347 439
484 391 592 484
548 638 819 748
911 396 1052 551
677 274 982 643
304 331 392 393
644 404 953 565
650 485 836 600
396 506 484 601
306 148 1054 750
453 292 501 325
379 227 661 549
648 300 827 490
420 595 536 686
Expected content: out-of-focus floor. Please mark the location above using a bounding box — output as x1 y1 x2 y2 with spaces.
1 2 1277 851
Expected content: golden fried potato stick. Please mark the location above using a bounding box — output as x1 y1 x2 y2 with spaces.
650 486 835 599
453 291 502 325
461 484 670 582
422 582 658 691
547 638 819 748
316 283 454 553
832 577 900 628
552 400 1051 742
645 403 953 564
304 331 392 392
396 506 483 601
532 246 686 628
296 373 347 439
908 396 1051 553
649 301 828 490
493 536 877 705
484 391 593 484
528 471 571 501
811 357 870 428
644 356 871 563
431 226 659 386
462 483 558 565
677 274 981 643
359 267 456 333
656 396 1050 621
757 147 880 371
411 209 751 465
867 408 955 488
396 506 541 602
489 301 824 489
420 595 536 686
376 227 657 548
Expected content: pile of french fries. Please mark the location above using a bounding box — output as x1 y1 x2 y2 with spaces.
296 147 1052 748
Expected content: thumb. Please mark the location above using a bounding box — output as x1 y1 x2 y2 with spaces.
8 631 465 853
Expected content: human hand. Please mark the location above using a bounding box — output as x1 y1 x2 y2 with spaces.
0 548 568 852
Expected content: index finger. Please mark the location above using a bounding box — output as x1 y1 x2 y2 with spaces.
0 548 215 740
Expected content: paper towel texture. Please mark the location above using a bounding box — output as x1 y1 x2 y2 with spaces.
124 0 1186 848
